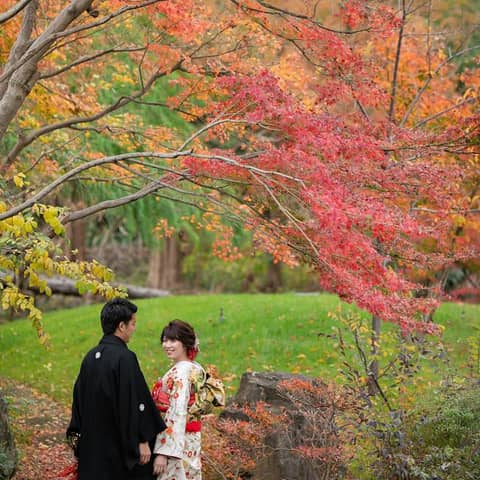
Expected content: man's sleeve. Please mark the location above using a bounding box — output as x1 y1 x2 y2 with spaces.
66 364 83 457
116 352 166 470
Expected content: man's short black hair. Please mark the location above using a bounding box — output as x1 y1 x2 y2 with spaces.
101 298 138 334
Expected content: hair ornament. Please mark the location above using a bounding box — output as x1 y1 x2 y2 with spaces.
188 336 200 361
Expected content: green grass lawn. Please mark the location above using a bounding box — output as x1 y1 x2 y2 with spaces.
0 293 478 405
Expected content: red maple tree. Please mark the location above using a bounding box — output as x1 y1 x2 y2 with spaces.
0 0 478 331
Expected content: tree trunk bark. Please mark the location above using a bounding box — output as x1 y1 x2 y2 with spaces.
65 217 87 261
0 393 17 479
146 236 184 290
0 0 93 149
263 256 283 292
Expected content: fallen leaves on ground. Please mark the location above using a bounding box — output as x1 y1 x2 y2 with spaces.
0 377 75 480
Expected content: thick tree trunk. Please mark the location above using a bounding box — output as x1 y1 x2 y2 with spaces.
263 256 283 292
0 393 17 479
147 234 189 291
146 249 162 289
0 0 93 148
65 218 87 261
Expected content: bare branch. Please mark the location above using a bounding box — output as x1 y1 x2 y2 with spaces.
402 45 480 127
411 207 480 215
0 0 161 86
61 180 171 224
39 46 146 80
191 152 304 184
414 97 478 129
248 170 334 274
130 99 199 120
52 0 163 42
179 117 251 151
0 150 192 221
0 0 94 139
0 0 33 25
230 0 371 35
2 64 182 172
388 0 407 126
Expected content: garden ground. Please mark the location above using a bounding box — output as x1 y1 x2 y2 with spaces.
0 377 73 480
1 294 479 479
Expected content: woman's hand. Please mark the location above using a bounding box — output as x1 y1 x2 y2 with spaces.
153 455 168 475
138 442 151 465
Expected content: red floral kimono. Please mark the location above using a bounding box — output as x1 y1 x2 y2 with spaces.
153 360 203 480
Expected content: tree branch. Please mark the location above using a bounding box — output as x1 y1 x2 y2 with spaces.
0 0 94 140
2 64 182 172
0 0 33 25
0 0 161 87
0 0 38 101
61 180 171 224
39 46 146 80
414 96 478 129
0 150 191 221
402 45 480 127
388 0 407 126
230 0 371 35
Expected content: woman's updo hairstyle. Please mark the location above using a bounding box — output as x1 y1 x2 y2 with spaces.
161 319 198 360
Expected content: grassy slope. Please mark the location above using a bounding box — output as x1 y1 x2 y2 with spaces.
0 293 478 404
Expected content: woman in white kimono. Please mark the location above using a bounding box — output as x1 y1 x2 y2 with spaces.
153 319 204 480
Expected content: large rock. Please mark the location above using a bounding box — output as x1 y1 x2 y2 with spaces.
221 372 345 480
0 395 16 480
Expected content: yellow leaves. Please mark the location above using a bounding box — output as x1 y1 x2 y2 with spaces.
27 83 59 121
0 215 37 237
0 256 14 270
111 72 136 86
1 285 47 342
32 204 65 235
37 328 50 347
453 214 466 229
26 270 52 296
13 173 26 188
90 261 114 283
74 279 94 295
462 86 478 100
270 51 316 109
43 208 64 235
0 202 123 343
18 113 41 129
436 49 447 63
25 248 54 274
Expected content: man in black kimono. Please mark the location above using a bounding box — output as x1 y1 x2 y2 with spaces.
67 297 166 480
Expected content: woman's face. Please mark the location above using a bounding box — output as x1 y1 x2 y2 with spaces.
162 337 188 363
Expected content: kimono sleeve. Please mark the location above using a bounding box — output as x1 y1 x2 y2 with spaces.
153 363 191 459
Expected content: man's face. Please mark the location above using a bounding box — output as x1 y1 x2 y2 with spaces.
118 314 137 343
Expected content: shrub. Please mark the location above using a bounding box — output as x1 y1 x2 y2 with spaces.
201 378 352 479
408 382 480 480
